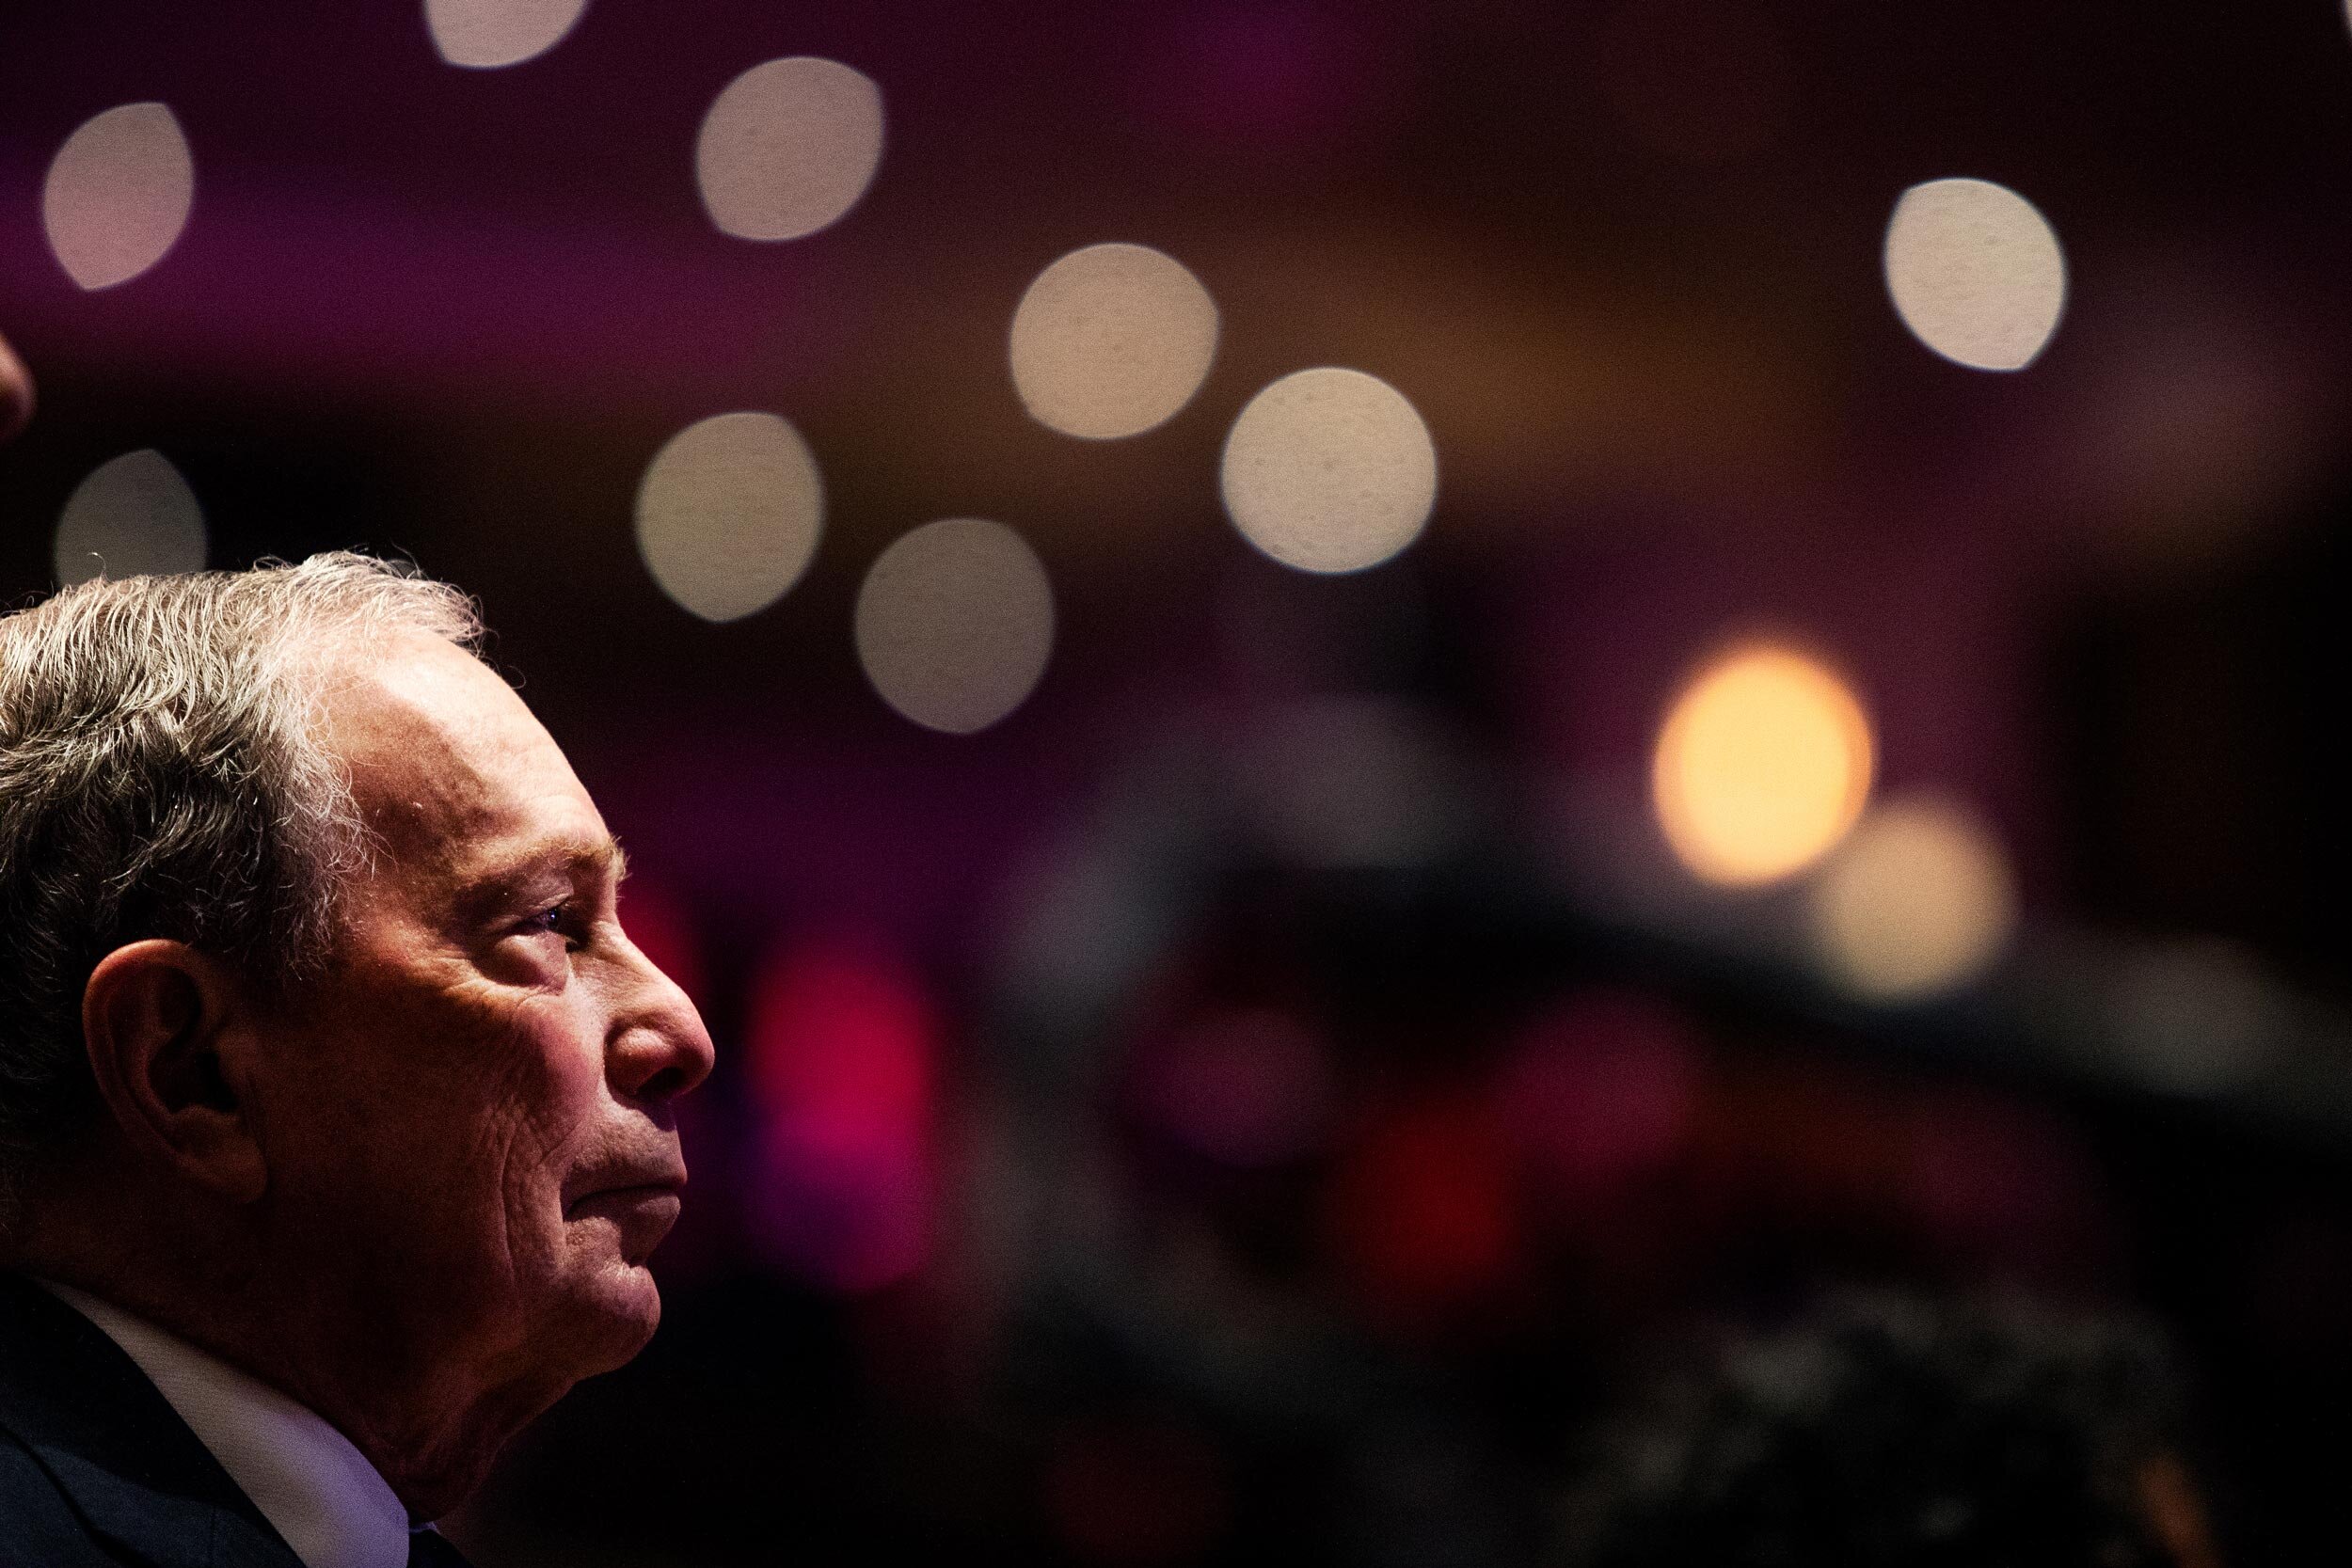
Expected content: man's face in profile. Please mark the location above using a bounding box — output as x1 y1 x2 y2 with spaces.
256 635 713 1430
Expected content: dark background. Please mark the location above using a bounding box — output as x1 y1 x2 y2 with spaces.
7 2 2352 1562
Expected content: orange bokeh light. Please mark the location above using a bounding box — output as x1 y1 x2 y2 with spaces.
1651 641 1874 887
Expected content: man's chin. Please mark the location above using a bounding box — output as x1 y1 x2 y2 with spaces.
564 1261 663 1375
555 1213 669 1368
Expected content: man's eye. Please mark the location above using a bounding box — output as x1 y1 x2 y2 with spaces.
519 904 581 950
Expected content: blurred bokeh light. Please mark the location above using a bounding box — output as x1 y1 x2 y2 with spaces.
1248 697 1469 869
1329 1097 1519 1318
1220 367 1436 574
42 103 194 292
854 517 1053 734
744 936 935 1293
0 337 29 444
2109 939 2287 1096
633 410 823 623
1136 1006 1333 1168
1883 177 2066 372
694 55 884 243
1806 793 2018 1001
423 0 590 70
1009 243 1219 440
1652 642 1874 887
53 449 206 586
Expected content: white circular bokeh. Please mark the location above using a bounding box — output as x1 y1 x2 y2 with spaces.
635 411 824 623
55 450 207 585
695 56 884 243
1219 367 1437 574
43 103 195 292
1883 177 2066 372
424 0 591 69
855 518 1054 734
1009 243 1219 439
1807 794 2017 1001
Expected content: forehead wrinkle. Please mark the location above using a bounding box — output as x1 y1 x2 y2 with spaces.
321 634 601 892
345 705 500 847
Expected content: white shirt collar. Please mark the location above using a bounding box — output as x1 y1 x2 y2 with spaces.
39 1279 417 1568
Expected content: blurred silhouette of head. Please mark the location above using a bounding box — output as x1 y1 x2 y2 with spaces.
0 326 30 442
1558 1291 2220 1568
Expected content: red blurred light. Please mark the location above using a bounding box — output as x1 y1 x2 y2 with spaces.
744 935 936 1292
1327 1098 1518 1317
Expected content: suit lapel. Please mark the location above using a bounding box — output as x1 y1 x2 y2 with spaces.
35 1445 305 1568
0 1273 303 1568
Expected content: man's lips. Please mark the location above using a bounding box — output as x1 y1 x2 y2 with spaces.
571 1182 682 1209
564 1168 687 1219
567 1181 685 1266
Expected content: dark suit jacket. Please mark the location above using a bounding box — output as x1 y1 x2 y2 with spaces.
0 1272 302 1567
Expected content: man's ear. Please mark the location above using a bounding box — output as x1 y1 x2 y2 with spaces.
80 940 268 1203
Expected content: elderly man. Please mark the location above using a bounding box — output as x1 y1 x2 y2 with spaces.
0 547 715 1566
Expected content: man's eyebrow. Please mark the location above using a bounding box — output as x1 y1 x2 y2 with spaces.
462 834 628 911
557 834 628 884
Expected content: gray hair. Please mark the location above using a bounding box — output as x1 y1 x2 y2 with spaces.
0 552 482 1227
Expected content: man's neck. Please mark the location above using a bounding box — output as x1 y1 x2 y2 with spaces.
40 1278 420 1563
9 1198 524 1521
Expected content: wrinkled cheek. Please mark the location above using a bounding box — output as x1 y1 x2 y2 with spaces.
486 1004 612 1265
485 1107 578 1275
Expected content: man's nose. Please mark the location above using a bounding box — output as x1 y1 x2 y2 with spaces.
605 933 717 1107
